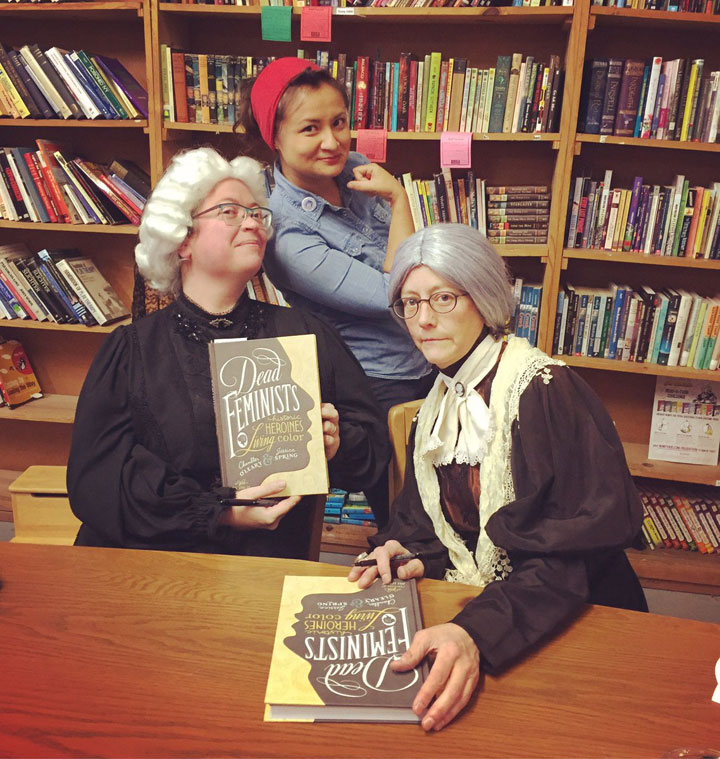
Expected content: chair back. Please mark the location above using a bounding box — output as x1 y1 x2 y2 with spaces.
387 399 424 504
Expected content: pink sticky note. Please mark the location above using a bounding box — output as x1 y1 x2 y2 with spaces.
300 6 332 42
356 129 387 163
440 132 472 169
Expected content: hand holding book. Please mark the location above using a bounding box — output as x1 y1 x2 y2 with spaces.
321 402 340 462
217 479 301 531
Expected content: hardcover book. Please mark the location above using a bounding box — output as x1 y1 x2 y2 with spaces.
265 576 427 723
208 334 328 497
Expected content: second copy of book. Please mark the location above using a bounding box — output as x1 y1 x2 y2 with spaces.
265 576 427 723
209 334 328 496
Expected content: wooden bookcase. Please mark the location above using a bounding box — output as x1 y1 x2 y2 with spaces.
0 0 156 508
1 0 718 594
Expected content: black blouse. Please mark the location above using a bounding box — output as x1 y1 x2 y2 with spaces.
369 363 647 674
67 294 390 558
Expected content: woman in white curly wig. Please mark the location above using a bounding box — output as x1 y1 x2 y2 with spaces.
67 146 389 557
348 223 647 732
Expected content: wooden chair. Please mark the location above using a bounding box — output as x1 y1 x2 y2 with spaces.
9 465 326 561
387 399 424 504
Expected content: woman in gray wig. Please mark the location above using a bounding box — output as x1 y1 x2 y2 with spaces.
349 223 646 732
67 147 388 557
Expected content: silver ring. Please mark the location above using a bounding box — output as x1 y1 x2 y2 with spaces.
356 551 369 561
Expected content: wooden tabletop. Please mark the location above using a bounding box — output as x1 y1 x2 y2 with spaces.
0 543 718 758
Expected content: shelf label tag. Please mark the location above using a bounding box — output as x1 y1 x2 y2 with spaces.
440 132 472 168
301 6 332 42
261 6 292 42
335 7 355 14
356 129 387 163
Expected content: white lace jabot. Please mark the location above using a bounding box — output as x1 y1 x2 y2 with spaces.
416 334 503 467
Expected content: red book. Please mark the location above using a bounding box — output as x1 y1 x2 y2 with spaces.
171 51 189 123
21 150 58 223
34 139 72 223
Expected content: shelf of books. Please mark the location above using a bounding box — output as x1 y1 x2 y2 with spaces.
0 0 154 474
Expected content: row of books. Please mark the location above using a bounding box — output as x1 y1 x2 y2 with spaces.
161 49 271 125
403 172 550 243
637 481 720 554
0 140 150 226
323 490 376 526
348 52 563 134
511 279 543 347
0 243 130 326
0 42 148 120
565 171 720 260
591 0 719 12
247 270 288 307
552 284 720 370
0 336 42 408
579 57 719 143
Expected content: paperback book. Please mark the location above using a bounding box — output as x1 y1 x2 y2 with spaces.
265 576 427 723
208 334 328 497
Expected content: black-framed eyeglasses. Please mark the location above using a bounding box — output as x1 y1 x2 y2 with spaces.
390 292 469 319
192 203 273 229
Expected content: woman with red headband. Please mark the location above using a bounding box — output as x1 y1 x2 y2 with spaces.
237 57 434 527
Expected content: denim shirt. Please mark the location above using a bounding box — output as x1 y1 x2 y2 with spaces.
264 152 430 381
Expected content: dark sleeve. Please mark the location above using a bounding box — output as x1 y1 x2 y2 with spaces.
451 365 644 673
368 425 449 579
312 316 391 494
67 327 231 550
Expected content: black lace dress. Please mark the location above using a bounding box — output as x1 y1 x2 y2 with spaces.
68 293 389 558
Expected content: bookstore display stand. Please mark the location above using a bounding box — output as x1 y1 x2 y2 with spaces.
1 0 717 594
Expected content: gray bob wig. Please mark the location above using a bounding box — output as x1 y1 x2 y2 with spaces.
388 223 515 337
135 147 270 295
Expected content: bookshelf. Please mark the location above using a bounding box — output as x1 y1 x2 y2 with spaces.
0 0 156 486
1 0 717 592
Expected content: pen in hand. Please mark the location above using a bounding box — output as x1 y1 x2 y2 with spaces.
219 497 282 507
353 550 445 567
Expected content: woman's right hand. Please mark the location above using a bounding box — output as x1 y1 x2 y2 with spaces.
347 539 425 588
346 163 406 206
218 479 301 531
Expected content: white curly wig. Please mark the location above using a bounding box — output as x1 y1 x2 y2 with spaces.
135 147 271 295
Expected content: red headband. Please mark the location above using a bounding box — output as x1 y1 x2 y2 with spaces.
250 57 323 151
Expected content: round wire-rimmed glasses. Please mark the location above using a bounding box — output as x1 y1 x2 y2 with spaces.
192 202 273 230
390 292 469 319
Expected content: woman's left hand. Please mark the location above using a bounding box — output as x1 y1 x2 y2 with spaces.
346 163 406 205
392 622 480 732
321 402 340 461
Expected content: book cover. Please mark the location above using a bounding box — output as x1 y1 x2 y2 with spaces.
265 576 427 723
54 254 129 325
0 337 42 407
208 334 328 497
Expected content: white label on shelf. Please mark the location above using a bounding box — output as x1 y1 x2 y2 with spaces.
533 134 541 140
599 135 607 143
335 8 355 14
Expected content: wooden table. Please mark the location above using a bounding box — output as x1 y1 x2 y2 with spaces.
0 543 718 758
